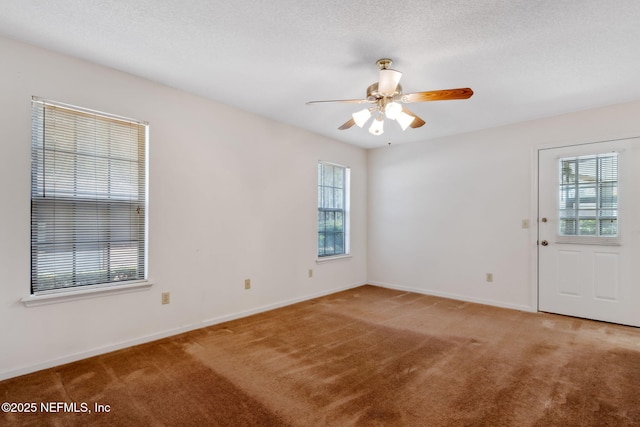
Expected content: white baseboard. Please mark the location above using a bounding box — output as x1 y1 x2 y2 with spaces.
0 281 365 381
369 281 536 313
198 281 365 328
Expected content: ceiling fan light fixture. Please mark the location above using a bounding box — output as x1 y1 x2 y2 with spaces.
306 58 473 138
369 115 384 135
384 101 402 120
396 111 415 131
352 108 372 128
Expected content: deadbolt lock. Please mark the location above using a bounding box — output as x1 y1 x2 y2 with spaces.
541 240 549 246
541 217 548 223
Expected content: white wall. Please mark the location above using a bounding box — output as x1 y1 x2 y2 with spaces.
368 99 640 311
0 36 367 380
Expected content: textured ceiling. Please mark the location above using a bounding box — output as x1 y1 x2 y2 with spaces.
2 0 640 149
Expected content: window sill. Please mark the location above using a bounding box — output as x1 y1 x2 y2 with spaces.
21 280 153 307
316 254 352 264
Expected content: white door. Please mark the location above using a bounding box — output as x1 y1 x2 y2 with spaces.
538 138 640 327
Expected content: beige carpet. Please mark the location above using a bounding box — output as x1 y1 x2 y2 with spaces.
1 285 639 426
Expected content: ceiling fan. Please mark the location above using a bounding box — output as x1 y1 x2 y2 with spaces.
306 58 473 136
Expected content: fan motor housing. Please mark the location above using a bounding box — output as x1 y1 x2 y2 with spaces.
366 82 403 101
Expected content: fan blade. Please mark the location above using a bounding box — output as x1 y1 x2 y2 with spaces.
402 88 473 103
338 117 356 130
402 107 426 128
306 99 370 105
378 69 402 96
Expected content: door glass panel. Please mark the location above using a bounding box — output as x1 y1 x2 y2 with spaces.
558 153 618 237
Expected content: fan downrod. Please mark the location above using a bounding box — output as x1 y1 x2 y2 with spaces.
376 58 393 70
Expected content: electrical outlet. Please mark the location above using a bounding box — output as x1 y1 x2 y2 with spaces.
486 273 493 283
308 269 313 278
244 279 251 290
161 292 170 305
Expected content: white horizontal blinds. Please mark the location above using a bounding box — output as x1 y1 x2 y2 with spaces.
31 99 147 293
318 162 346 257
558 153 618 237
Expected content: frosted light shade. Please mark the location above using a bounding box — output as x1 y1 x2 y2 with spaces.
378 69 402 96
384 102 402 120
352 109 372 128
369 116 384 135
397 111 415 131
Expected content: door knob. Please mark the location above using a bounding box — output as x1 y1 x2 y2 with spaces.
541 218 548 223
541 240 549 246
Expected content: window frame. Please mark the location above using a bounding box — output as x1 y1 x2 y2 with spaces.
317 161 350 259
28 97 150 299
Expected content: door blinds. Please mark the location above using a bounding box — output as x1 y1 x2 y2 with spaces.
558 153 618 237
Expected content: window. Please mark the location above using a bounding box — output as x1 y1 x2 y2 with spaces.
31 98 148 294
558 153 618 238
317 161 350 257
